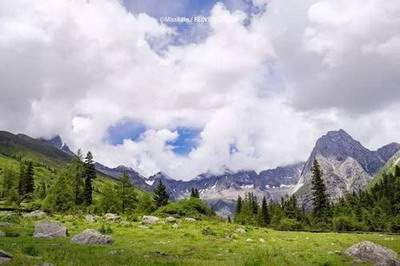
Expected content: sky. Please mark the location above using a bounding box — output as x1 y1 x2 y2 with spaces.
0 0 399 180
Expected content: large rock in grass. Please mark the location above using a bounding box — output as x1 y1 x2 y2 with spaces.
34 221 67 238
0 249 12 264
23 210 46 219
165 216 176 223
345 241 400 266
184 218 196 222
71 229 112 245
142 216 160 225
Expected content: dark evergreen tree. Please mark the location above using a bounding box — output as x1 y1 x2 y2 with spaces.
260 196 270 226
235 195 242 214
153 180 169 207
194 188 200 198
190 188 196 197
83 151 96 205
227 216 232 223
25 161 34 195
72 149 85 205
311 159 330 220
18 161 27 197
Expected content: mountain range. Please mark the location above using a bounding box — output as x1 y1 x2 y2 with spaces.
0 129 399 217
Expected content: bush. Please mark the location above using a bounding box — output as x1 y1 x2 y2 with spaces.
0 212 20 224
332 215 366 232
98 224 113 234
155 198 214 219
389 216 400 233
23 245 39 256
275 218 303 231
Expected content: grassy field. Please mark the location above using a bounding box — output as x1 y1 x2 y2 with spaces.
1 214 399 266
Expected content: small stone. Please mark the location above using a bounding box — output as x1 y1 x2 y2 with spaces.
71 229 112 245
184 218 196 222
85 214 96 223
23 210 47 219
171 223 180 229
0 231 5 237
259 238 265 243
246 238 253 242
104 213 120 222
34 221 67 238
165 216 176 223
142 216 160 225
36 263 54 266
138 225 149 229
235 228 246 234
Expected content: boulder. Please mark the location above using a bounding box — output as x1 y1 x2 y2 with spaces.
0 249 12 264
71 229 113 245
23 210 46 219
345 241 400 266
142 216 160 225
165 216 177 223
246 238 253 242
34 221 67 238
104 213 120 222
184 218 196 222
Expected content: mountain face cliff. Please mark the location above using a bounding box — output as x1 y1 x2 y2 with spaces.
37 129 400 216
293 129 400 208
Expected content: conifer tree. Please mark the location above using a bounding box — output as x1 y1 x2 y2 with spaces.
260 196 270 226
153 180 169 207
236 195 242 214
25 161 34 195
18 161 27 197
311 159 330 220
190 188 200 198
72 149 85 205
83 151 96 205
120 172 137 213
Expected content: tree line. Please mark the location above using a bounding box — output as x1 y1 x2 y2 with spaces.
234 160 400 232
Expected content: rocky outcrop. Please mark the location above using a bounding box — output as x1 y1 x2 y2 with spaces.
34 221 67 238
345 241 400 266
293 130 400 209
104 213 120 222
71 229 112 245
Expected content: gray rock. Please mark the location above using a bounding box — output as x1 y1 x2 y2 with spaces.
165 216 176 223
0 249 12 264
142 216 160 225
34 221 67 238
36 263 54 266
104 213 120 221
184 218 196 222
235 228 246 234
23 210 46 219
345 241 400 266
71 229 113 245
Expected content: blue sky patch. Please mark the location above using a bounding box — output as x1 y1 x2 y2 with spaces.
106 119 146 145
167 127 201 155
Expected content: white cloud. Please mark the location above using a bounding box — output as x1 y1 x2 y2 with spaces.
0 0 399 180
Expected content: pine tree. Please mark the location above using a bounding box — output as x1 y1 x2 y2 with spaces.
72 149 85 205
25 161 34 195
311 159 330 220
83 151 96 205
190 188 200 198
227 216 232 223
236 195 242 214
260 196 270 226
120 172 137 213
153 180 169 207
18 161 27 197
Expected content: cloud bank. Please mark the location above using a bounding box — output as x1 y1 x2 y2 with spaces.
0 0 399 180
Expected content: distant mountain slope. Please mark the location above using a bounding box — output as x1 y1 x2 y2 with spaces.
367 150 400 189
0 131 72 167
293 129 400 208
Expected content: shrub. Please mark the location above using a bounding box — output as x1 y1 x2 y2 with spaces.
23 245 39 256
99 224 113 234
155 198 214 219
389 216 400 233
332 215 366 232
0 212 20 224
275 218 303 231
